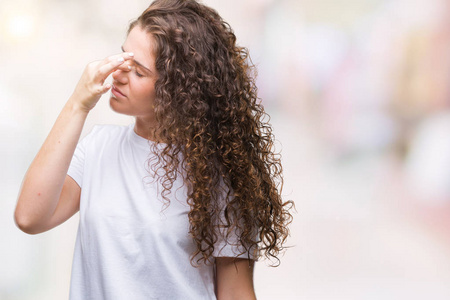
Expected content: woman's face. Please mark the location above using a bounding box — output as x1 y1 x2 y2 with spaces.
110 25 158 124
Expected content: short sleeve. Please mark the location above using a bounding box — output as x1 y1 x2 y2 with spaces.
212 187 258 259
67 127 97 188
213 225 257 259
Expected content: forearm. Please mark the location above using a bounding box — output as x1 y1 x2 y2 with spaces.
15 98 88 232
15 52 132 233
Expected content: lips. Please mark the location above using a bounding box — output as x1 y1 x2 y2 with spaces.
112 84 126 98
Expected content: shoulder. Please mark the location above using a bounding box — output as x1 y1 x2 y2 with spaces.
86 124 129 140
90 124 128 136
80 124 131 148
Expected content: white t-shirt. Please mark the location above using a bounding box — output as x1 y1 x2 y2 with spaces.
67 124 246 300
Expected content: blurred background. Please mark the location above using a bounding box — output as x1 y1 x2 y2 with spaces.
2 0 450 299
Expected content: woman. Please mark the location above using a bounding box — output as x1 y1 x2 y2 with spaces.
15 0 293 299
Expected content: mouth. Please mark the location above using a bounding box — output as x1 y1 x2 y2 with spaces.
111 84 126 98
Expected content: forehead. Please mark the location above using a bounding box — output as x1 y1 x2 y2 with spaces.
123 26 156 68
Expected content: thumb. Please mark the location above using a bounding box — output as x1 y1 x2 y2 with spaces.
102 83 112 94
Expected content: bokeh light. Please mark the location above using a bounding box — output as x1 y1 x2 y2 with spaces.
3 0 450 299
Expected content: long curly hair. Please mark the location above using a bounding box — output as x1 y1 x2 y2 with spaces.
130 0 294 266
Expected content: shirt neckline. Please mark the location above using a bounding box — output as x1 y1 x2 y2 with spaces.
128 123 159 150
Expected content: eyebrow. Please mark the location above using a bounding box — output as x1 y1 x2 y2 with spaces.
121 46 153 74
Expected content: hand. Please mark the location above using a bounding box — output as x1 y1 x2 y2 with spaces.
71 52 134 112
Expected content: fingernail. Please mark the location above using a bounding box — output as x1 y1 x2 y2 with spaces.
128 66 132 70
128 52 134 57
118 57 124 62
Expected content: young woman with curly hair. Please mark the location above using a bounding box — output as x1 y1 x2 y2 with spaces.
15 0 293 299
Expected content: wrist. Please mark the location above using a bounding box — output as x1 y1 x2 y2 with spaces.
67 95 91 116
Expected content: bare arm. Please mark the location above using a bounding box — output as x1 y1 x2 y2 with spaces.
215 257 257 300
15 101 87 234
14 53 134 234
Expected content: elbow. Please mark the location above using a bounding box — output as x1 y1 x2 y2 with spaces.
14 209 42 235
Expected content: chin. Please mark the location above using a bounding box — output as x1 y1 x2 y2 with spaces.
109 96 135 117
109 96 125 114
109 96 119 112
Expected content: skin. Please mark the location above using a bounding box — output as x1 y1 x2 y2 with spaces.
110 26 158 140
15 25 256 299
216 257 256 300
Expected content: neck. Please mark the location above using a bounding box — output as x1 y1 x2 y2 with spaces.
134 117 158 141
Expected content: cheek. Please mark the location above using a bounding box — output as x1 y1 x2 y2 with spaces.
135 80 156 100
133 83 156 112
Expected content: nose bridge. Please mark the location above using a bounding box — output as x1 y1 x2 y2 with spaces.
112 69 128 84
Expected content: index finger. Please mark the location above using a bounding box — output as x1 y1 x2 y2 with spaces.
97 52 134 79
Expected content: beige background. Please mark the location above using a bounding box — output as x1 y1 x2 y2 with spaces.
2 0 450 299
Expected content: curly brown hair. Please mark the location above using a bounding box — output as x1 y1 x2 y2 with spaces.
130 0 294 266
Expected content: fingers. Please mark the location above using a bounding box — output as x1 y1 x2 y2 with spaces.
97 52 134 80
101 82 112 94
116 61 133 72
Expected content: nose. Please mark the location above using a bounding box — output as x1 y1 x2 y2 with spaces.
112 69 129 85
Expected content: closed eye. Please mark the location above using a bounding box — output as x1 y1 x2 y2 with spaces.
121 46 153 76
135 70 144 77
